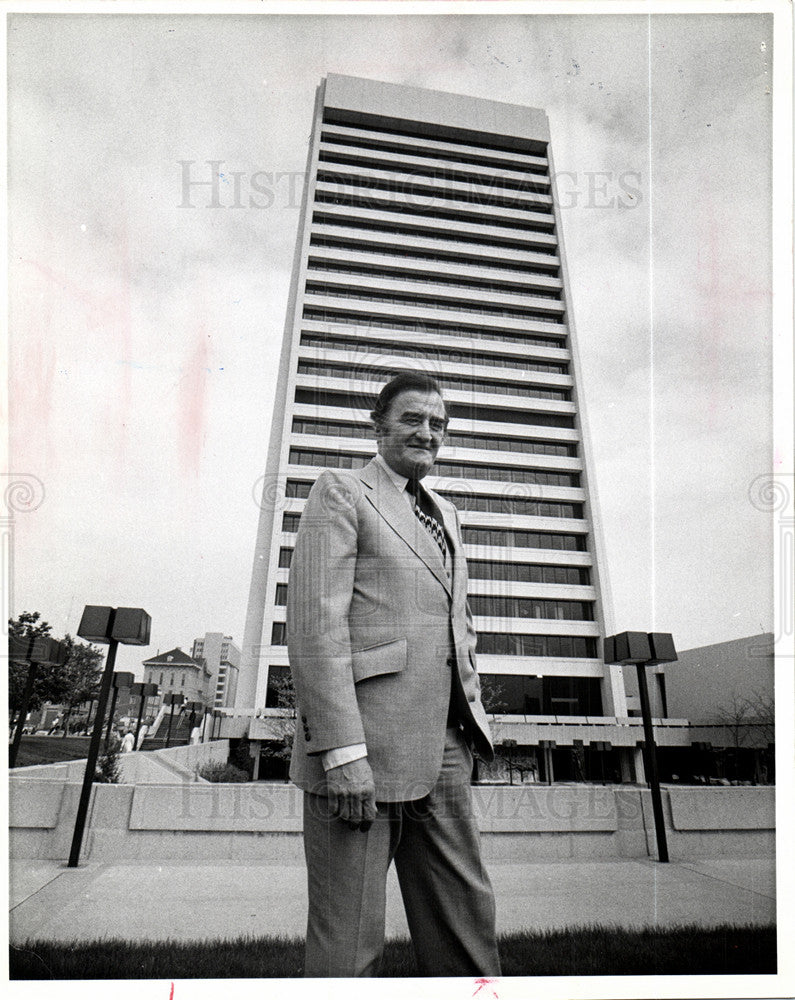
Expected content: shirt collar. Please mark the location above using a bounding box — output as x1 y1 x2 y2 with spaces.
374 452 411 495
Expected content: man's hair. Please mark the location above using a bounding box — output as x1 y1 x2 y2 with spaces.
370 372 447 430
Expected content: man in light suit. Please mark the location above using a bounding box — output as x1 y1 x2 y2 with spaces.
287 372 500 978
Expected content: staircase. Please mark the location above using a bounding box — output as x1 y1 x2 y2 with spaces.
141 709 200 749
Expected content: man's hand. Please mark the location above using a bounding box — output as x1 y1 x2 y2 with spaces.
325 757 377 832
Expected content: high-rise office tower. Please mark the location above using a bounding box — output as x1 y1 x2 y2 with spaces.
233 74 630 781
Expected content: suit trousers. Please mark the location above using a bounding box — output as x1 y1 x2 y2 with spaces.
302 727 501 978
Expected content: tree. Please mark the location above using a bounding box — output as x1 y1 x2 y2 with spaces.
8 611 51 640
58 635 105 735
712 691 773 783
480 675 507 718
744 690 775 746
7 614 104 729
713 693 755 751
8 612 68 719
259 670 296 780
478 678 538 783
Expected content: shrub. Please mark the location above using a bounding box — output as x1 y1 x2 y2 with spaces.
197 761 250 783
95 737 123 783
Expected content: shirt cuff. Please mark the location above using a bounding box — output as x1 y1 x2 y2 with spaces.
321 743 368 771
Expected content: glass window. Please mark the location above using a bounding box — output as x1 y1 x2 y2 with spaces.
477 633 596 658
462 526 584 551
285 480 313 498
469 596 593 620
481 674 601 715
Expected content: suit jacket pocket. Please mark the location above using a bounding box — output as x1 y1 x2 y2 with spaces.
351 637 407 683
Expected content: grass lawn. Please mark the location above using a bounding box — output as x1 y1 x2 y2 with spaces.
11 735 191 769
10 736 93 769
10 924 776 979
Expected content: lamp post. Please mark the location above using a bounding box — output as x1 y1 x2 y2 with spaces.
163 692 185 747
9 635 70 767
539 739 556 784
104 672 134 749
131 682 159 749
184 701 204 742
604 631 677 863
68 605 151 868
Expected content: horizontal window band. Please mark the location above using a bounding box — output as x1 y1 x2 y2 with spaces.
477 633 598 658
281 477 584 520
304 283 563 322
296 361 571 402
299 333 568 374
312 213 558 256
314 191 556 234
481 674 603 716
469 596 594 621
461 526 585 550
294 387 576 429
468 559 590 585
438 492 583 517
309 234 560 276
321 113 548 160
306 258 562 300
280 510 585 548
302 308 566 346
317 149 551 192
291 415 576 456
320 133 548 177
276 546 591 582
287 448 579 487
315 168 553 214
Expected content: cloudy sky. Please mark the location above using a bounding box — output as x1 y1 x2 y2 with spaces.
7 8 778 678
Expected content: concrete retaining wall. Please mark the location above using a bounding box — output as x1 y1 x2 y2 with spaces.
9 772 774 863
18 740 230 784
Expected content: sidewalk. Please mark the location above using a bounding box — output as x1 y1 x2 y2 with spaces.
9 858 776 944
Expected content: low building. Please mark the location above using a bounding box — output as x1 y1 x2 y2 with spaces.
142 647 208 706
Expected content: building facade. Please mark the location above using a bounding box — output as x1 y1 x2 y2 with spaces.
191 632 241 710
142 647 207 706
228 74 641 781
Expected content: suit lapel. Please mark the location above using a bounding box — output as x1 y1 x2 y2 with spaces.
359 459 452 598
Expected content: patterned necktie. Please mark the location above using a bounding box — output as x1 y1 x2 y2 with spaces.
408 479 447 560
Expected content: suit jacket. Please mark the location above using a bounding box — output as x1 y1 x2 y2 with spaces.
287 456 494 801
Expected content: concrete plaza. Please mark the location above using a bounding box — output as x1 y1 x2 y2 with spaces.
9 856 776 945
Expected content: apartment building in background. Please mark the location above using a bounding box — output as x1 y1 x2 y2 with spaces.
191 632 241 710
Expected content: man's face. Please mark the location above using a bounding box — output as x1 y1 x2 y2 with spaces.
376 389 447 480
